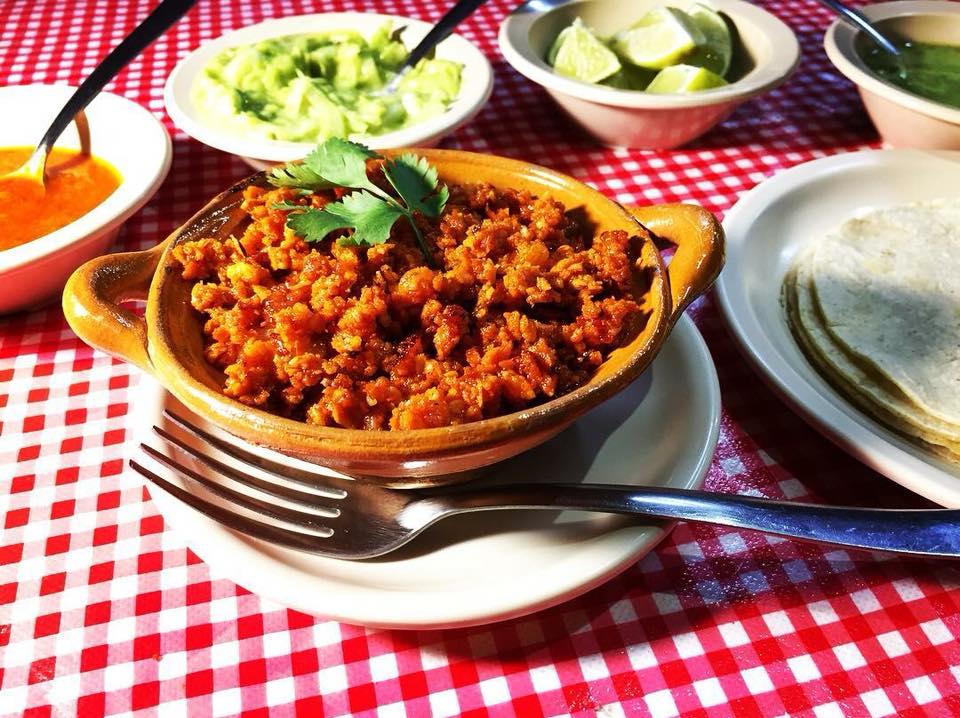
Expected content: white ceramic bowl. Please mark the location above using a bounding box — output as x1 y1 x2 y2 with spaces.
164 12 494 169
824 1 960 150
0 84 171 314
499 0 800 149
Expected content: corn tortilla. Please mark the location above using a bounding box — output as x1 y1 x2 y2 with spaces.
809 199 960 427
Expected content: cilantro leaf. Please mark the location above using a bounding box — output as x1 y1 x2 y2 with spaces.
328 192 405 247
303 138 387 198
421 183 449 217
267 139 385 196
270 200 307 211
289 192 404 247
267 162 335 191
275 141 441 267
287 208 353 244
383 153 449 218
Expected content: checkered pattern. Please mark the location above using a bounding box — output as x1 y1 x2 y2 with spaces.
2 0 959 715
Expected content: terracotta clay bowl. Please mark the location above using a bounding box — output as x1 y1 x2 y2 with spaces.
62 150 724 487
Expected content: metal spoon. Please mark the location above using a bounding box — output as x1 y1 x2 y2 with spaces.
3 0 196 186
382 0 490 95
817 0 905 70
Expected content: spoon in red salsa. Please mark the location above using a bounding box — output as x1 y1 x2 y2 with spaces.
1 0 195 188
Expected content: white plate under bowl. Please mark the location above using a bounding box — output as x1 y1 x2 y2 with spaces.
132 315 720 630
164 12 494 169
716 149 960 507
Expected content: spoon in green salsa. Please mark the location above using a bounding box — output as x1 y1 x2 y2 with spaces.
816 0 906 77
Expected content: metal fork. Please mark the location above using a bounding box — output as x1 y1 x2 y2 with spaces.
130 411 960 560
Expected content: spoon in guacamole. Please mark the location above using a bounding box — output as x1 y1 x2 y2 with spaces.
381 0 488 95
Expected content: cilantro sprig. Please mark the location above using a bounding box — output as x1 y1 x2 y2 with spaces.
268 138 448 267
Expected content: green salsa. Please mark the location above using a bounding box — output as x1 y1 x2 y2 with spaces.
193 23 463 142
862 40 960 109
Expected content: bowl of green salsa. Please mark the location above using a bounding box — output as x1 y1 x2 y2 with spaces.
165 13 494 168
825 0 960 149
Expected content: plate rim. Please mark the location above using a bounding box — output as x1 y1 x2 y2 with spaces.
139 315 721 630
716 148 960 508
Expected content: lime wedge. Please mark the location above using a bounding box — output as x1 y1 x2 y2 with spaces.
612 7 705 70
601 64 657 90
548 18 621 83
686 3 732 76
645 63 728 93
546 24 571 66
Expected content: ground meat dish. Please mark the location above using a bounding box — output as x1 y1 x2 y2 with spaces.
171 171 648 430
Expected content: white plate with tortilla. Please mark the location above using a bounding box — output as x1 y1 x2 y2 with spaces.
716 149 960 507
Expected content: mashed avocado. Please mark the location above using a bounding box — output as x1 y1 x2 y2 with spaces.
192 23 463 142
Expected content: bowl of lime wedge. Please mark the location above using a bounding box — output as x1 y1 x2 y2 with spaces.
499 0 799 149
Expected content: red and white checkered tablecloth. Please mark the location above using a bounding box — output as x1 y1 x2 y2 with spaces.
3 0 960 715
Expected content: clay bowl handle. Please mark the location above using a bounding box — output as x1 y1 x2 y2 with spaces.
62 242 166 373
628 204 725 322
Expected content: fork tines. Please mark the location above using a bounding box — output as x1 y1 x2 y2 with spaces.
131 410 362 555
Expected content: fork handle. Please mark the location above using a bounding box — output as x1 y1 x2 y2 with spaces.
439 484 960 558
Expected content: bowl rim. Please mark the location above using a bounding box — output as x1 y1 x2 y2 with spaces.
497 0 800 109
0 84 172 273
163 11 494 163
145 149 675 457
823 0 960 124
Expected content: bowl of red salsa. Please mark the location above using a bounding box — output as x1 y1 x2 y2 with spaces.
0 84 171 314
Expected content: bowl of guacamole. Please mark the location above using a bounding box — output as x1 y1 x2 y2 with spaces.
165 13 494 168
824 0 960 150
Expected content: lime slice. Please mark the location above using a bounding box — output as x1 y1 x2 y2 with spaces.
686 3 732 76
645 63 728 93
612 7 705 70
548 18 621 83
546 23 571 66
601 64 657 90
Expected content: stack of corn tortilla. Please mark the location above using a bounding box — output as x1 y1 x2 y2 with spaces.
783 199 960 460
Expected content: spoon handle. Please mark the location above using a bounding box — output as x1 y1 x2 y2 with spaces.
386 0 489 91
33 0 196 158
